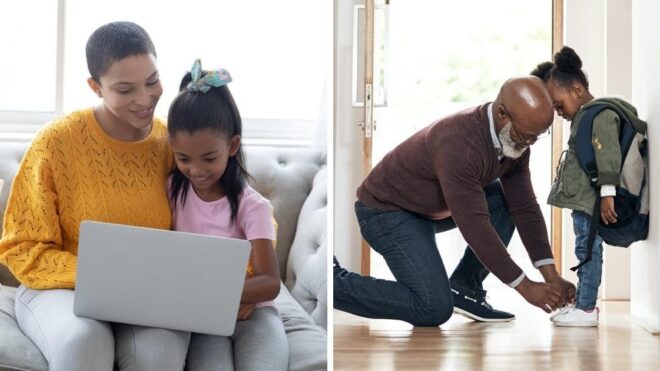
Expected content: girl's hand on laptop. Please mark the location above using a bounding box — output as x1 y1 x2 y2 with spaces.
237 303 256 321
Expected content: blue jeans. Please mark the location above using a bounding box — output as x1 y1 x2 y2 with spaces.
572 210 604 310
334 181 515 326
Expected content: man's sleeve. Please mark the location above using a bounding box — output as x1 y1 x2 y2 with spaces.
499 149 554 266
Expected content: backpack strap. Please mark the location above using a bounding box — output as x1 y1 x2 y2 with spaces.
570 196 600 272
570 103 635 271
574 102 637 180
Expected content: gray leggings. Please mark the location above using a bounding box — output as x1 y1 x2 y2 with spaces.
186 306 289 371
14 286 191 371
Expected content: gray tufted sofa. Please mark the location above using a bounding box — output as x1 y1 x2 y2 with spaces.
0 141 327 371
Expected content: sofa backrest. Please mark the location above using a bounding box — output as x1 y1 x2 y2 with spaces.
242 146 326 281
0 141 325 287
285 167 327 329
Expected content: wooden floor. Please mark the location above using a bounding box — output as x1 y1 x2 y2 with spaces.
333 288 660 371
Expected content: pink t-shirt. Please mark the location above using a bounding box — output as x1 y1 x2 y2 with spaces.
171 182 277 307
172 184 275 241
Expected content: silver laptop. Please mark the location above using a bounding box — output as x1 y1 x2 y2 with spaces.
74 221 251 336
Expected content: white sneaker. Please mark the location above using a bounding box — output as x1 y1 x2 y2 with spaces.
552 307 599 327
549 304 574 322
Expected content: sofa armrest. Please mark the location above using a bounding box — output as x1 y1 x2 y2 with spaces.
285 168 327 329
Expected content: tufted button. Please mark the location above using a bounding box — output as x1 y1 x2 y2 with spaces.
277 158 287 167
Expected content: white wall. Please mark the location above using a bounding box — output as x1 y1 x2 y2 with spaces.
631 0 660 334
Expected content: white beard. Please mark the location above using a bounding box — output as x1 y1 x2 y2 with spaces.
498 123 528 159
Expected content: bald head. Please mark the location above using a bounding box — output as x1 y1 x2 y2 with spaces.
494 76 554 134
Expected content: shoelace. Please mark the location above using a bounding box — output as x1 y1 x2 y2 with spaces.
480 299 493 310
452 289 493 309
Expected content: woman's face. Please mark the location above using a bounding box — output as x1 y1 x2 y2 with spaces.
546 80 582 121
90 53 162 134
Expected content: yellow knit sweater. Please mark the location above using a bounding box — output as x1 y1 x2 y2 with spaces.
0 108 173 289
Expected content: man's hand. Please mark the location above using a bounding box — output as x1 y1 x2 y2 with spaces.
515 277 562 313
237 303 256 321
548 276 576 305
601 196 617 225
538 264 575 306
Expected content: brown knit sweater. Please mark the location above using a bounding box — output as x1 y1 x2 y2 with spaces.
357 104 553 283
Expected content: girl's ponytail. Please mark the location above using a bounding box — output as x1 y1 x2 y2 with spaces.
550 46 589 89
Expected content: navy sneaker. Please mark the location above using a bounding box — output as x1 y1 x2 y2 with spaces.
451 286 515 322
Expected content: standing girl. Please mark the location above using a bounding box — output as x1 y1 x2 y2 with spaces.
533 46 647 327
168 59 288 370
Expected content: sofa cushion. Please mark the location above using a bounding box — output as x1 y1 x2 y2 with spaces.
275 283 327 371
0 286 48 371
285 168 327 329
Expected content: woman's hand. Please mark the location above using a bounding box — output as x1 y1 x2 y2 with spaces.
600 196 617 225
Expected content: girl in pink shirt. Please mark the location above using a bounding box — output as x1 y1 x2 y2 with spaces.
167 59 288 371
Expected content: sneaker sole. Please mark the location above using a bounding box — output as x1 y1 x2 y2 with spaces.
453 307 515 322
553 321 598 327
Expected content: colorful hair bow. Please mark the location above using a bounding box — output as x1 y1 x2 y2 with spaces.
186 58 232 93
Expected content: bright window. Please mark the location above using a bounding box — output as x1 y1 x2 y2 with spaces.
0 1 57 112
1 0 331 145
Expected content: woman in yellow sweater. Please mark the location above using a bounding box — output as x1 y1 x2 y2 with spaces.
0 22 190 370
